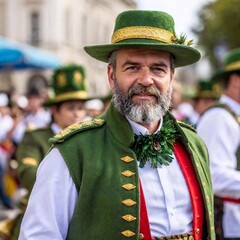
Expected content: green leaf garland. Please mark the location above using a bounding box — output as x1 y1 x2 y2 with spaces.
131 116 179 168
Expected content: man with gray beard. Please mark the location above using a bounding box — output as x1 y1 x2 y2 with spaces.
19 10 215 240
113 81 172 124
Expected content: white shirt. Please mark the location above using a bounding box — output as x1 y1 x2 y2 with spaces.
12 109 51 144
19 117 193 239
128 118 192 236
0 114 14 142
0 114 14 168
188 110 200 126
51 122 62 135
197 95 240 238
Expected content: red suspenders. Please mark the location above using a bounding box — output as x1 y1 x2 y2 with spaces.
139 141 204 240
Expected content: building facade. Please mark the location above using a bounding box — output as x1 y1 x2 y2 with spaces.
0 0 137 97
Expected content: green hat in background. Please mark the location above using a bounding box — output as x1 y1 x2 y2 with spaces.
84 10 201 67
194 80 221 99
44 64 89 106
212 47 240 81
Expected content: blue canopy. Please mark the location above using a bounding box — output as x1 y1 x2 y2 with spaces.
0 36 61 70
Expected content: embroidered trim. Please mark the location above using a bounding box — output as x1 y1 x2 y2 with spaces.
50 91 88 102
51 118 104 143
111 26 176 44
224 61 240 71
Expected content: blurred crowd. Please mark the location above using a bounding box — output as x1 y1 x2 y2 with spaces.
0 73 109 214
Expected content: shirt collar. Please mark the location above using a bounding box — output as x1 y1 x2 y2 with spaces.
127 117 163 136
51 123 62 134
220 95 240 115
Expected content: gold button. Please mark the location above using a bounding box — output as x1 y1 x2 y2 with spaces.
121 230 135 237
121 156 134 163
139 233 144 239
196 228 200 234
122 214 136 222
122 183 136 190
121 170 135 177
122 199 137 207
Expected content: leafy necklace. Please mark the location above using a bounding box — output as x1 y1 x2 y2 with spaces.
131 115 179 168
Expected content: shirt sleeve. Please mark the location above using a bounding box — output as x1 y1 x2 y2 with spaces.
197 108 240 198
19 148 78 240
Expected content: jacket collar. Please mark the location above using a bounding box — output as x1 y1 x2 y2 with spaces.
101 102 135 147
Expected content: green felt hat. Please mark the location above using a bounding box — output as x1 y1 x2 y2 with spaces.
84 10 201 67
44 64 89 106
212 48 240 81
194 80 221 99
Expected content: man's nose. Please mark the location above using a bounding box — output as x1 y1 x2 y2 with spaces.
137 68 153 86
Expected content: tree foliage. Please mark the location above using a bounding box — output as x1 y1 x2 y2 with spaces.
193 0 240 69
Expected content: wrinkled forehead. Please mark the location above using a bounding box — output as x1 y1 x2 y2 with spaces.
115 48 173 67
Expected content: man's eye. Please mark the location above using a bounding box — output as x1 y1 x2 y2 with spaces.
152 67 165 74
153 67 164 72
126 66 138 71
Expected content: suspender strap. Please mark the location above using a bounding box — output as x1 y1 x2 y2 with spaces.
139 181 154 240
139 141 204 240
223 197 240 204
174 141 204 240
211 104 240 125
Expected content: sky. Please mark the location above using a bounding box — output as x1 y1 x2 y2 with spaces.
135 0 212 41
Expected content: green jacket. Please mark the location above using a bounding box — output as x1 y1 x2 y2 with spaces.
50 103 215 240
10 127 54 240
16 127 53 192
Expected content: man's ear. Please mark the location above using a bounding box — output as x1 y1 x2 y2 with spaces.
107 64 115 90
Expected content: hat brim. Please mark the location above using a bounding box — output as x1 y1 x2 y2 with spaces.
43 91 90 107
193 93 220 100
84 40 201 67
212 69 240 82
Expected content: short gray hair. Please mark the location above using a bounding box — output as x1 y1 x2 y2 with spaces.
108 51 118 70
